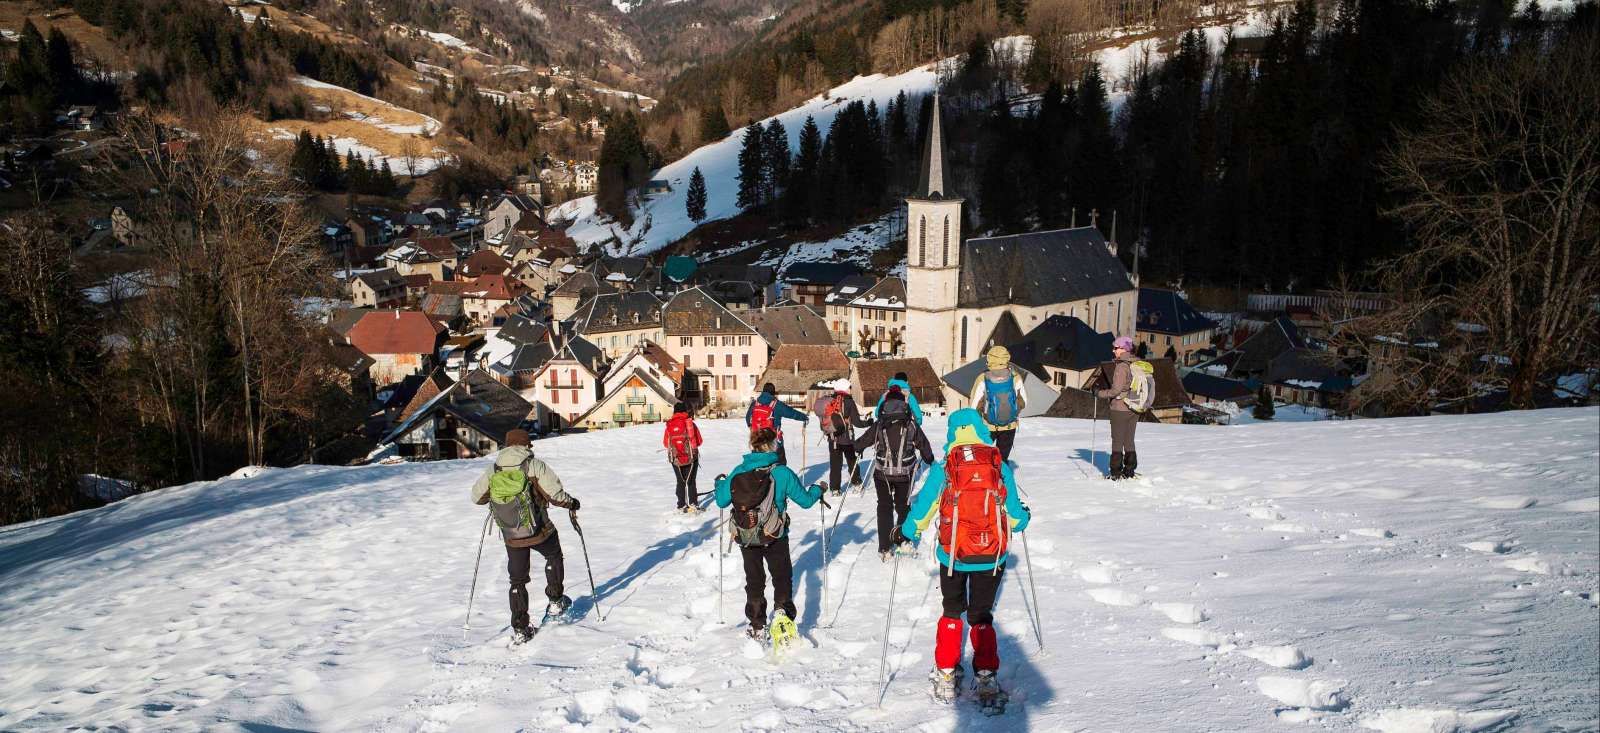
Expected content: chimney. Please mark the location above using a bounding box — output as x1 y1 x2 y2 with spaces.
792 359 799 376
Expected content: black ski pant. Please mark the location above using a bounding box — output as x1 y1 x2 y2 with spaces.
740 535 795 630
1109 410 1137 452
507 532 565 630
671 458 700 509
874 474 913 552
940 563 1004 626
828 441 859 491
991 429 1017 462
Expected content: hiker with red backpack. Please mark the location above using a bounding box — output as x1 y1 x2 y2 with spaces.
900 408 1031 710
1096 336 1151 480
470 429 581 644
713 427 827 642
813 381 874 495
663 402 704 512
969 346 1028 463
851 386 934 561
745 383 809 466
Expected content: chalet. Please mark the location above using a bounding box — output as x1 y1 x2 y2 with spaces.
822 274 877 348
416 236 461 271
661 287 769 407
401 274 434 303
644 179 672 196
383 368 533 459
1181 371 1256 410
322 221 353 254
1136 288 1217 365
756 344 850 407
845 277 908 356
1199 315 1307 380
575 367 677 430
1007 314 1116 390
782 262 862 310
568 291 665 359
600 341 682 398
350 268 406 308
527 336 607 431
1263 349 1354 410
345 309 447 385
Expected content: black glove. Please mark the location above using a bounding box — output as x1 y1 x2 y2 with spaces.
568 498 581 512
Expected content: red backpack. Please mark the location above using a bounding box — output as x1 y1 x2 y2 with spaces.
749 401 776 433
937 443 1009 566
822 396 846 435
665 415 697 466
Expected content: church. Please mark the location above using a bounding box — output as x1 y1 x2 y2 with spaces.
902 96 1140 380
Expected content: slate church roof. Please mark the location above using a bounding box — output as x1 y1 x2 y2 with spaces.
957 227 1133 309
1137 288 1217 335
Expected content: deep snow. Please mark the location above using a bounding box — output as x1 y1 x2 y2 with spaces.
1 409 1596 731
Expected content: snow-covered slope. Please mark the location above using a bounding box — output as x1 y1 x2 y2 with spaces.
1 410 1596 731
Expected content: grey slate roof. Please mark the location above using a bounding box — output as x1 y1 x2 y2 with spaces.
498 315 551 347
783 262 861 287
1182 371 1253 402
850 277 907 309
1223 316 1306 378
1014 315 1115 372
662 287 758 336
382 369 532 446
568 291 663 335
355 268 405 292
1138 288 1217 335
913 95 955 200
741 305 834 347
824 274 877 306
957 227 1133 309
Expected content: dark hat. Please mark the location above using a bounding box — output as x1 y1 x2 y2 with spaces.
673 401 689 414
893 371 908 382
506 429 531 447
762 382 776 394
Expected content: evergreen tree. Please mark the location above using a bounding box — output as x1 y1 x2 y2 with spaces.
685 167 708 223
597 113 650 221
1253 385 1276 420
786 115 823 226
735 122 766 210
700 103 732 143
979 103 1022 231
762 119 790 205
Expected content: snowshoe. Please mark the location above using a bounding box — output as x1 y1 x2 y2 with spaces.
746 626 770 643
769 611 799 658
541 595 574 624
930 667 963 704
893 542 918 558
880 550 894 563
510 625 537 646
974 670 1009 716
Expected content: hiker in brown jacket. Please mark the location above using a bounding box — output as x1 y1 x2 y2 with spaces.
471 429 580 638
1096 336 1140 480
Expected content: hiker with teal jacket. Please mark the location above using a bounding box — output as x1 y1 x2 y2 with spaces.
714 427 826 641
874 370 924 425
900 408 1030 706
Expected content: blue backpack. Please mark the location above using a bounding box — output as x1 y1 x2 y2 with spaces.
981 369 1019 426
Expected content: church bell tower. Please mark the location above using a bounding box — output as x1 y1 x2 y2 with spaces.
904 94 964 376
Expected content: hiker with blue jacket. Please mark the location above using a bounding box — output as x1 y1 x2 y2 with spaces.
900 409 1031 708
745 383 809 466
714 427 826 641
969 346 1027 462
471 429 580 643
874 370 924 424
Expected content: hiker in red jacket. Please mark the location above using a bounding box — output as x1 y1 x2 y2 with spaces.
663 402 704 513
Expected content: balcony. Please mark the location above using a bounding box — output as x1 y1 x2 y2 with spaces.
612 411 633 424
625 394 647 405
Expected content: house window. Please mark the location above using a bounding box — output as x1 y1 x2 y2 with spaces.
679 337 691 347
876 325 885 338
704 336 716 346
571 389 579 403
738 336 751 346
749 375 757 387
725 354 732 367
552 390 560 404
722 336 733 346
741 353 749 367
707 354 715 368
918 216 926 266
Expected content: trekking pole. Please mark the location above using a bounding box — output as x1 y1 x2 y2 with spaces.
717 507 725 624
568 510 605 622
875 553 903 708
1019 532 1045 651
819 488 830 622
1089 393 1100 477
462 511 493 640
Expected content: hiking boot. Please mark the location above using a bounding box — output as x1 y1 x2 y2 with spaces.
545 595 573 618
1108 452 1124 480
1124 451 1138 479
746 626 769 642
880 550 894 563
930 666 963 703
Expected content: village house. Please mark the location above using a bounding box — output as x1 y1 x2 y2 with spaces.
850 357 947 415
460 274 529 327
740 305 835 356
661 287 769 408
822 273 877 348
458 249 513 279
345 217 385 250
549 270 616 321
344 309 447 385
575 367 677 430
483 193 542 243
845 277 908 356
527 336 607 431
756 344 851 408
599 341 682 398
401 274 433 303
380 241 451 281
782 262 862 311
1136 288 1218 365
1181 371 1256 412
573 162 597 193
382 368 533 459
349 268 407 308
568 291 665 359
902 96 1138 378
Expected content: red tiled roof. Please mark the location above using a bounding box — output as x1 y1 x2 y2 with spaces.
403 273 433 288
468 274 528 301
346 310 445 355
417 236 456 259
461 250 511 277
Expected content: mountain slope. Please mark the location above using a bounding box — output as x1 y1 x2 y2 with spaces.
1 409 1596 731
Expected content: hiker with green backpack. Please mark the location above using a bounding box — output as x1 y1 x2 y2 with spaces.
1096 336 1156 480
713 427 826 642
471 429 581 643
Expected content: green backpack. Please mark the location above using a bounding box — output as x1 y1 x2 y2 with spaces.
488 457 548 542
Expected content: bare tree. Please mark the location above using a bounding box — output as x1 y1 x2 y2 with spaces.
1349 29 1600 412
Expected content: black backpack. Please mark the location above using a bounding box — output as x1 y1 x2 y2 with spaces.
728 466 788 547
875 403 918 479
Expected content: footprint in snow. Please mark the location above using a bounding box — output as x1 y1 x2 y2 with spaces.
1256 676 1347 711
1239 644 1311 669
1151 602 1207 624
1085 588 1142 607
1471 496 1538 510
1160 627 1230 648
1462 540 1511 554
1076 566 1117 584
1358 707 1517 733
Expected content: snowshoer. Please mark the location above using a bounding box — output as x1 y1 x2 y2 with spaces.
1096 336 1146 480
746 383 808 466
814 381 873 494
874 371 924 425
901 409 1031 708
714 427 826 641
969 346 1027 462
470 429 581 642
663 402 703 512
852 387 935 560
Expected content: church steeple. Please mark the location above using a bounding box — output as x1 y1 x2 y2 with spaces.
914 93 950 200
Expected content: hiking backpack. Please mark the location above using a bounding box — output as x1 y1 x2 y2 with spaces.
728 466 788 547
488 457 549 543
1125 361 1156 413
823 396 848 437
936 443 1009 566
980 369 1020 426
665 417 697 467
875 399 918 479
749 401 776 433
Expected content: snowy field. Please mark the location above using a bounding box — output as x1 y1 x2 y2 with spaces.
1 409 1596 732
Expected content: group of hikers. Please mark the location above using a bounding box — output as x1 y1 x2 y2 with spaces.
470 336 1155 708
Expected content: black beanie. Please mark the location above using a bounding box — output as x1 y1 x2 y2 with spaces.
894 371 908 382
673 401 689 414
763 382 776 394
